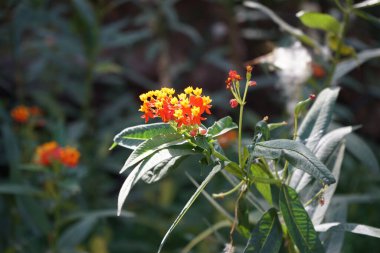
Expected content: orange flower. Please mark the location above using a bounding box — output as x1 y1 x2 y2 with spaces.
36 141 61 166
138 87 212 129
246 65 253 73
60 146 80 168
11 105 30 123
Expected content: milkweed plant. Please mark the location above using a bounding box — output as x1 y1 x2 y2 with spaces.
111 66 380 253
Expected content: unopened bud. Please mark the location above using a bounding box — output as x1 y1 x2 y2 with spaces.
230 99 238 108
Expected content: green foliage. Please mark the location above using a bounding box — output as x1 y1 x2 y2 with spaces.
113 123 176 150
206 116 238 138
280 185 324 253
253 139 336 185
297 11 341 35
244 208 282 253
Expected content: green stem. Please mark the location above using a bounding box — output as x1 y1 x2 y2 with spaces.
253 176 282 186
181 220 231 253
325 3 351 87
237 80 250 167
212 180 245 198
304 186 327 207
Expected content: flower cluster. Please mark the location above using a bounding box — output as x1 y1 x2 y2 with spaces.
225 66 257 108
139 87 212 128
11 105 42 123
36 141 80 168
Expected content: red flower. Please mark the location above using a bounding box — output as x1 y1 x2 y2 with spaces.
36 142 61 166
230 99 238 108
226 70 242 89
309 94 316 100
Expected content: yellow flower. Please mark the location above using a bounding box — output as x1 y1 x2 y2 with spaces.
178 93 187 100
191 106 200 116
174 109 183 119
170 97 178 105
193 88 202 96
139 94 148 102
184 86 193 94
203 96 212 105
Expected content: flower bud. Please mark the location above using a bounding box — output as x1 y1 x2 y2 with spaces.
230 99 238 108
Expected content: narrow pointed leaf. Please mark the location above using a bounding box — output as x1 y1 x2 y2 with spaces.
315 222 380 238
280 185 324 253
142 156 186 184
332 48 380 84
346 132 380 173
119 133 185 173
297 88 340 150
244 208 282 253
251 163 273 205
310 144 345 225
118 147 196 215
295 126 352 192
114 123 176 149
253 139 335 185
354 0 380 9
58 216 97 249
207 116 238 138
157 163 223 253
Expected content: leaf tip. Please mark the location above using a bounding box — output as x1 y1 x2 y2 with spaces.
109 142 118 150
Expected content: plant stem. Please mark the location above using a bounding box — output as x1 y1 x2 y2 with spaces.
212 180 245 198
304 186 326 207
237 79 250 167
325 2 351 86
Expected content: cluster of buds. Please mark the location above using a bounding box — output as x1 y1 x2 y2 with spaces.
225 66 257 108
35 141 80 168
139 87 212 132
11 105 42 124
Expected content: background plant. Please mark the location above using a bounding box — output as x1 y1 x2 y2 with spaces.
1 0 380 252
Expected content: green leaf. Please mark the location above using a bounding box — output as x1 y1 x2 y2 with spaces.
251 164 273 205
244 208 282 253
353 0 380 9
118 146 196 215
311 144 345 225
113 123 176 149
119 133 185 173
0 183 41 195
280 185 324 253
157 163 223 253
297 11 340 35
58 216 97 250
297 88 340 151
327 34 355 56
207 116 238 138
315 222 380 239
253 139 336 185
332 48 380 84
141 156 186 184
314 126 355 163
346 132 380 173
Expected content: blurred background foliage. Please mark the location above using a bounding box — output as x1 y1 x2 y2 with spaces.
0 0 380 252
